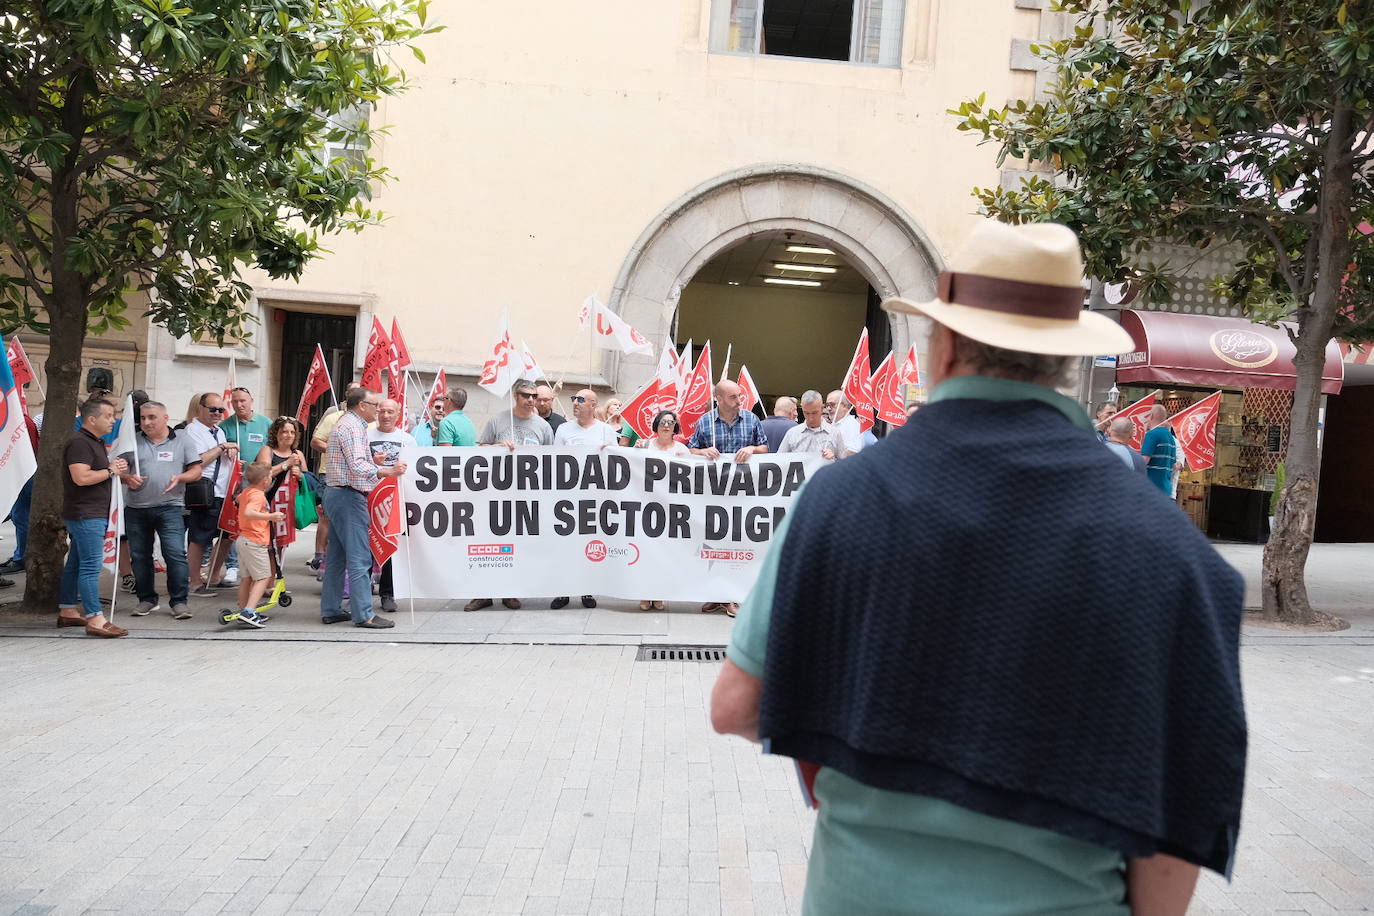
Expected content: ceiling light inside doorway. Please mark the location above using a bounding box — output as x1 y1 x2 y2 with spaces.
786 245 835 255
764 277 822 287
772 262 837 273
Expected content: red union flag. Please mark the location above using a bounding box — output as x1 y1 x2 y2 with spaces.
361 316 391 392
737 365 760 415
1112 390 1161 451
368 476 402 565
622 377 679 439
296 344 335 425
386 318 409 401
677 342 713 440
478 310 520 396
216 460 244 537
427 368 448 410
1167 391 1223 471
271 474 298 546
897 345 923 401
869 353 907 426
7 336 34 408
842 328 876 433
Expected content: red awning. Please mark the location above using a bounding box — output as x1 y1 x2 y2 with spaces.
1116 310 1344 395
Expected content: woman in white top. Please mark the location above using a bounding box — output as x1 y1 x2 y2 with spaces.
636 409 689 609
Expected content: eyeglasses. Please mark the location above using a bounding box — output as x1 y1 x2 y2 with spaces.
570 396 587 404
362 400 381 408
517 392 538 400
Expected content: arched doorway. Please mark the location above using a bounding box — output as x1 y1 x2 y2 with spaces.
675 230 886 407
606 165 943 399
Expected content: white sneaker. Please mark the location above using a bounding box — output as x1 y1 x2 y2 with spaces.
221 568 240 586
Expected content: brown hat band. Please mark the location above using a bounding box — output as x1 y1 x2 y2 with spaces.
937 271 1083 320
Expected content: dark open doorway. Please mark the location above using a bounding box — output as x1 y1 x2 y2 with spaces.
279 311 355 429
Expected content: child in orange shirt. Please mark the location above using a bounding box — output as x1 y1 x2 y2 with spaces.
233 464 286 628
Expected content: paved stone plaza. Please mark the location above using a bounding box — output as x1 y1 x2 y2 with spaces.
1 537 1371 914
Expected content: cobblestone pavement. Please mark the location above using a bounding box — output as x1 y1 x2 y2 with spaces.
1 538 1371 914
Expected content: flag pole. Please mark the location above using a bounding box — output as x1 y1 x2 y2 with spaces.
107 486 121 621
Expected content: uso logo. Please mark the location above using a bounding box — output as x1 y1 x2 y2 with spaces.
585 540 608 562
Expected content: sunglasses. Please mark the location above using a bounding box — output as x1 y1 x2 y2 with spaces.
208 407 227 414
570 396 588 404
231 386 251 395
517 392 538 400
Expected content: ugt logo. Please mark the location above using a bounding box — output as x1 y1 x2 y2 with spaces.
585 540 608 562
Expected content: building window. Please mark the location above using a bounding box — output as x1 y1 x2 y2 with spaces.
320 104 370 171
710 0 904 67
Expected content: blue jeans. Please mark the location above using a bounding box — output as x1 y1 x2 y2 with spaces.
60 516 107 619
125 504 190 606
6 475 33 564
320 485 375 623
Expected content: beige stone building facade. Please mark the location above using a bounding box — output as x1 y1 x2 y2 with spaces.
108 0 1071 426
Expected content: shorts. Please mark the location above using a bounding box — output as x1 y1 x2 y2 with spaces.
186 498 223 547
237 539 273 581
310 471 327 506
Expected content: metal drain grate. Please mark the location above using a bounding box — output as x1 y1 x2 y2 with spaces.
636 645 727 662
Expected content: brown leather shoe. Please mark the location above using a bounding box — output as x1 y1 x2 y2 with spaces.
502 598 522 610
57 614 87 628
85 620 128 638
464 598 493 612
639 600 652 611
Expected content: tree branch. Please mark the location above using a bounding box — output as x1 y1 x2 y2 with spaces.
1241 214 1305 301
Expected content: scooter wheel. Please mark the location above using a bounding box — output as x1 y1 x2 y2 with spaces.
218 610 234 625
278 594 293 607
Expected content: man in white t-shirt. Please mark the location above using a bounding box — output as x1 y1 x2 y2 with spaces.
367 399 416 613
550 388 616 610
552 388 618 449
825 389 863 459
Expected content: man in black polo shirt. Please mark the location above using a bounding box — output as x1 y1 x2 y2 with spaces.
56 397 129 638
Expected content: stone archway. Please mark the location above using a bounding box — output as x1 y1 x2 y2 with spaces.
606 164 943 393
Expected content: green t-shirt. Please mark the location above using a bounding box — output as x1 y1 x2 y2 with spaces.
619 420 639 447
219 413 272 463
727 376 1126 916
436 410 478 446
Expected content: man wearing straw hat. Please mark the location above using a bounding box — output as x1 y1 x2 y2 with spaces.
711 220 1247 914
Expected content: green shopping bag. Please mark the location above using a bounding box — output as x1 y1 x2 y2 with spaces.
294 473 319 529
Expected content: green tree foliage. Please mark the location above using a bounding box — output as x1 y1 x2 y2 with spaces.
0 0 439 610
952 0 1373 625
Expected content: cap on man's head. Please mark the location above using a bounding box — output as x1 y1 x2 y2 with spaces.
882 219 1133 357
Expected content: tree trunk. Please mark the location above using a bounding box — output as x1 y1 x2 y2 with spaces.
1260 100 1353 627
19 295 89 614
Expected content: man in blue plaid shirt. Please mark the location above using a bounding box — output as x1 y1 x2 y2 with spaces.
688 379 768 618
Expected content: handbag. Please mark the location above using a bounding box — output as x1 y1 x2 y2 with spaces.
294 472 319 529
185 437 222 508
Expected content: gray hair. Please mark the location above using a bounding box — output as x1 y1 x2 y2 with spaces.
512 379 538 397
447 386 468 409
140 400 167 413
800 390 824 406
1108 417 1135 440
949 334 1077 388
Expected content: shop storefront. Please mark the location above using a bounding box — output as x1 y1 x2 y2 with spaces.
1115 310 1344 542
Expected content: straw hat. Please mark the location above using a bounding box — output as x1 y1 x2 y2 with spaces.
882 220 1133 356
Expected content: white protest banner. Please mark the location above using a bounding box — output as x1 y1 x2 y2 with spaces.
394 447 826 602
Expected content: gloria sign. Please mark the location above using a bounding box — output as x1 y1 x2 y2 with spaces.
393 447 825 602
1117 310 1343 394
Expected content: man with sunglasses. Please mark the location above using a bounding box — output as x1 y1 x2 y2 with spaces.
464 380 550 612
549 388 616 611
183 392 239 595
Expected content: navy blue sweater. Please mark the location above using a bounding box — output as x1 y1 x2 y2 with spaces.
760 396 1247 874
